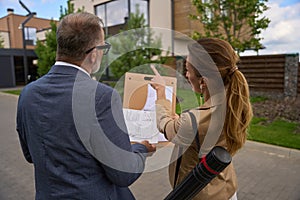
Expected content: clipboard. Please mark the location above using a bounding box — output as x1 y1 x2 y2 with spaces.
123 72 177 143
123 72 177 114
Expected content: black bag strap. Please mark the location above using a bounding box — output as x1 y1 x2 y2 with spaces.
188 111 200 154
173 146 183 187
173 111 200 187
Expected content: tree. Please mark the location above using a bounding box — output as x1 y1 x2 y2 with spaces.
35 21 57 76
35 0 83 77
59 0 79 20
107 5 168 79
190 0 270 53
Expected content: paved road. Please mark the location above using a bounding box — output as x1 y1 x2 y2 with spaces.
0 92 299 200
0 92 34 200
130 141 300 200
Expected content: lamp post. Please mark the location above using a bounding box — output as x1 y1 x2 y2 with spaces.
19 0 35 85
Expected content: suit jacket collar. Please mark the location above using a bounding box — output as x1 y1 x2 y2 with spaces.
49 65 91 79
55 61 91 77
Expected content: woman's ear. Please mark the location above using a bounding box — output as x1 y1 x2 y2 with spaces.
199 77 208 91
201 77 208 85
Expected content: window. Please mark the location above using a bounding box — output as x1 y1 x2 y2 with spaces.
131 0 148 24
24 27 36 45
95 0 149 35
95 0 128 28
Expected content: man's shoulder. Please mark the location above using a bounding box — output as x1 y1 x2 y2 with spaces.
95 81 115 94
94 81 123 103
20 78 42 96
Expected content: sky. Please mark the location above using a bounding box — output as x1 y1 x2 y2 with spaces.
0 0 62 20
0 0 299 57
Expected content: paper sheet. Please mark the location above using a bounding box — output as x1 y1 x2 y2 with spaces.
142 84 173 111
123 84 172 143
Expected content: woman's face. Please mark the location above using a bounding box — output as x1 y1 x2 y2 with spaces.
186 56 201 93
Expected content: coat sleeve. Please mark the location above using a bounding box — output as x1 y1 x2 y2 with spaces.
92 86 148 187
155 99 196 147
16 91 33 163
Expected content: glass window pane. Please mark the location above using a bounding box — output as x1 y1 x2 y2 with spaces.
131 0 148 24
106 0 128 26
96 4 106 26
25 27 36 45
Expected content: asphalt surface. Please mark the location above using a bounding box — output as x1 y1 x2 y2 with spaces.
0 91 299 200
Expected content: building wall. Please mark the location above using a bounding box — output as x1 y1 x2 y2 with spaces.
72 0 185 55
0 15 10 48
72 0 97 12
149 0 171 29
0 10 56 87
0 32 10 48
36 29 50 42
72 0 256 56
173 0 202 36
0 12 54 50
173 0 253 44
73 0 171 28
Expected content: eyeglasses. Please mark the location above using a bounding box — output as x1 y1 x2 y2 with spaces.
85 41 111 55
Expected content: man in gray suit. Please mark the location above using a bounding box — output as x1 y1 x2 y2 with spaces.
17 12 156 200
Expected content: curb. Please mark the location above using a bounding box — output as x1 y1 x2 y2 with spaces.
0 91 19 98
244 140 300 161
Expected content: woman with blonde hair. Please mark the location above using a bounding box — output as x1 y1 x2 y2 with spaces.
151 38 253 199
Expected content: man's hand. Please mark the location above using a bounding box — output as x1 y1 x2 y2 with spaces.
140 140 156 156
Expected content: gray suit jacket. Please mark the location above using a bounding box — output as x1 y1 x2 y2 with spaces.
17 65 147 200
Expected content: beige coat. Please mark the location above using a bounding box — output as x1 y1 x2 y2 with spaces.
156 97 237 200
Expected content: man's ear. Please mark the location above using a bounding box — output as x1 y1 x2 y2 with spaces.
90 51 97 63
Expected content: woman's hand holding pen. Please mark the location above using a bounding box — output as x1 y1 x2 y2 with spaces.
150 65 166 100
150 65 178 118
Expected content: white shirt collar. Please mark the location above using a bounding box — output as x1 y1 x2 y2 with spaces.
55 61 90 77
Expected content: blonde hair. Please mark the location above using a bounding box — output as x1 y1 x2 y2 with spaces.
193 38 253 155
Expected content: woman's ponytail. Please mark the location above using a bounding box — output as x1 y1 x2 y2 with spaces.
224 70 253 155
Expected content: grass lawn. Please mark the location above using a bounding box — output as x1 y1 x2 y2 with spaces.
2 89 22 95
248 117 300 150
176 90 300 150
2 88 300 149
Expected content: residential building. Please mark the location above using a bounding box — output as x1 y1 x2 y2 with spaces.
71 0 196 56
0 8 56 87
71 0 201 80
0 0 256 87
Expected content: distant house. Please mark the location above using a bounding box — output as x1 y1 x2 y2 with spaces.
71 0 195 55
70 0 199 79
0 1 257 87
71 0 253 52
71 0 255 78
0 8 57 87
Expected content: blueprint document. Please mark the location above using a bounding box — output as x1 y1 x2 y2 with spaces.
123 84 173 143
